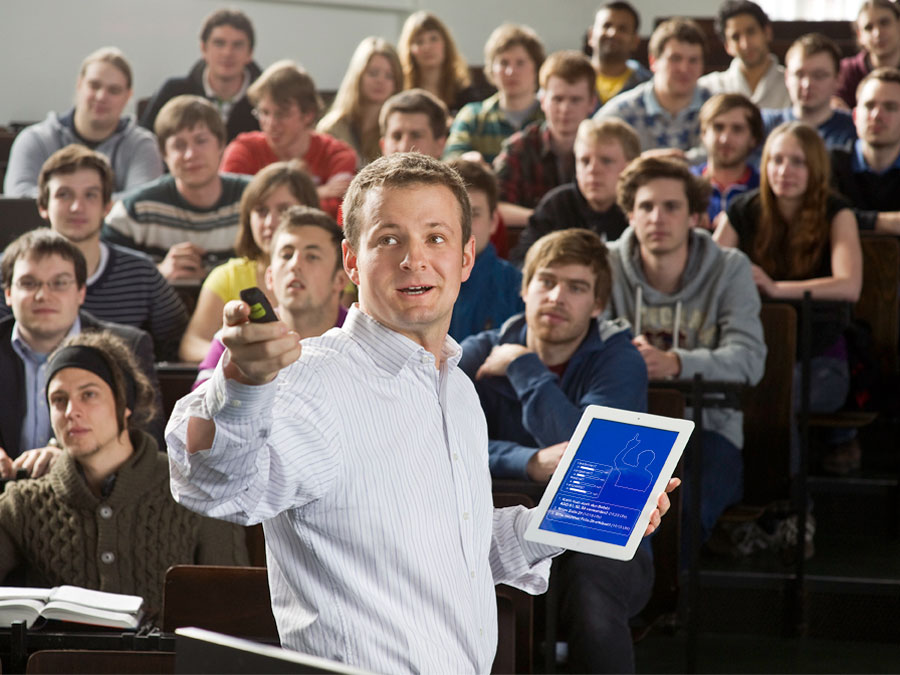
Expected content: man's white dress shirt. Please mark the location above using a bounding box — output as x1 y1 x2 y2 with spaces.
698 54 791 109
167 307 557 673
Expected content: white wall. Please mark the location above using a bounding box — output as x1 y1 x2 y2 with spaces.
0 0 719 125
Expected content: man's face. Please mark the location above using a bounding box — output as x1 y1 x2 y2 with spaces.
256 95 312 155
629 178 698 258
4 255 85 349
48 368 123 462
722 13 772 69
855 78 900 149
40 168 110 244
540 76 597 140
650 40 704 99
857 7 900 60
591 8 640 62
785 50 838 114
468 189 498 256
702 106 758 169
343 184 474 347
201 25 253 83
491 45 538 100
265 226 346 316
380 112 445 158
249 183 304 255
163 123 224 191
75 61 131 133
523 263 603 349
575 137 629 212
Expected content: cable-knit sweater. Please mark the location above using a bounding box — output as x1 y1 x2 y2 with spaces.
0 430 248 618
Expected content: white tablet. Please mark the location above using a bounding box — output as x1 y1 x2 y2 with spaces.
525 405 694 561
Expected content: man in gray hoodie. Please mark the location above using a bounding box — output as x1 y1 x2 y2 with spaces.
4 47 163 200
607 156 766 546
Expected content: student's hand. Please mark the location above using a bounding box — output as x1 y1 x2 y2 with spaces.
317 173 354 200
644 477 681 536
526 441 568 483
158 242 207 281
12 445 63 479
220 300 302 385
632 335 681 379
475 344 532 379
750 264 778 297
0 448 13 479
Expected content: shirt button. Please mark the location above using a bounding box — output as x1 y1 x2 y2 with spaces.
98 505 113 519
463 512 469 520
470 570 475 579
100 552 116 564
453 453 459 461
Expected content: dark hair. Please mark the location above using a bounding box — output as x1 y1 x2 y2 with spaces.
200 8 255 50
715 0 770 39
856 0 900 22
522 229 613 305
270 205 344 273
483 24 546 88
699 93 764 147
856 65 900 100
378 88 449 140
154 95 227 152
446 158 499 213
2 229 88 290
342 153 471 252
38 144 114 210
616 156 711 216
785 33 842 74
248 60 322 116
596 2 641 33
648 18 708 60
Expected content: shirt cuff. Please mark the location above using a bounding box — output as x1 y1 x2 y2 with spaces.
204 356 278 420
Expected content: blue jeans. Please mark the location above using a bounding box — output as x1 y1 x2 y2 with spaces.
791 356 853 473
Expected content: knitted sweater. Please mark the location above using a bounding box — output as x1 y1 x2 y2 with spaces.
0 430 248 618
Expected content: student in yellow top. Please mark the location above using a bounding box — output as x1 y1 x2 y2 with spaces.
589 1 651 106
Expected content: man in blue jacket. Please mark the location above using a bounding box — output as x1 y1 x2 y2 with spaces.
460 228 651 674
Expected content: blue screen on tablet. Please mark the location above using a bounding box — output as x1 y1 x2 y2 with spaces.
538 418 680 546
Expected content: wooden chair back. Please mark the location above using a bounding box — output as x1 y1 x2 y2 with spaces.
856 235 900 376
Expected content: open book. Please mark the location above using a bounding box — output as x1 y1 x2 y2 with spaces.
0 585 144 629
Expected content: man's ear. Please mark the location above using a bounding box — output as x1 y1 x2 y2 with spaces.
38 205 49 221
342 239 360 286
649 55 657 73
103 200 113 219
688 212 701 229
264 265 275 294
461 235 476 284
488 208 500 237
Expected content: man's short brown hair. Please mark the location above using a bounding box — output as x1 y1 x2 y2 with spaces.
446 158 499 213
248 60 322 116
648 18 707 60
575 118 642 161
342 153 471 252
378 89 449 140
785 33 842 74
483 24 546 87
616 156 711 216
522 229 613 305
2 229 88 290
200 8 255 49
78 46 133 90
856 66 900 100
539 50 596 91
271 205 344 273
38 145 114 210
154 95 227 152
699 93 764 147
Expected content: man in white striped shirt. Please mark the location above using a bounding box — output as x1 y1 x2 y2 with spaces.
166 153 675 673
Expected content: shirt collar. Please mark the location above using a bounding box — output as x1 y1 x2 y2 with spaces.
11 315 82 360
202 66 251 102
341 306 462 377
643 80 706 117
851 138 900 173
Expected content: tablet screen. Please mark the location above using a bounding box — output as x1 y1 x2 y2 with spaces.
537 418 681 547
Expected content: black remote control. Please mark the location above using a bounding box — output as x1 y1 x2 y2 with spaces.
240 287 278 323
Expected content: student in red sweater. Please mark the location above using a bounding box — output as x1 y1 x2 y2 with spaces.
222 60 358 218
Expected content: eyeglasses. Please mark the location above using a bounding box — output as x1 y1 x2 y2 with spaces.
13 277 77 293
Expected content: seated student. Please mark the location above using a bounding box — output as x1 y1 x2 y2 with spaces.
831 67 900 234
0 230 159 480
494 50 598 225
836 0 900 109
179 161 319 362
459 229 650 674
715 122 863 473
444 23 546 164
762 34 856 152
588 1 651 107
397 11 479 114
698 1 790 109
379 88 449 159
444 159 522 342
105 96 251 282
0 146 187 362
693 93 762 229
4 47 163 200
609 156 767 548
511 117 637 264
221 60 357 218
194 206 348 387
317 37 403 168
0 330 248 616
139 9 261 142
